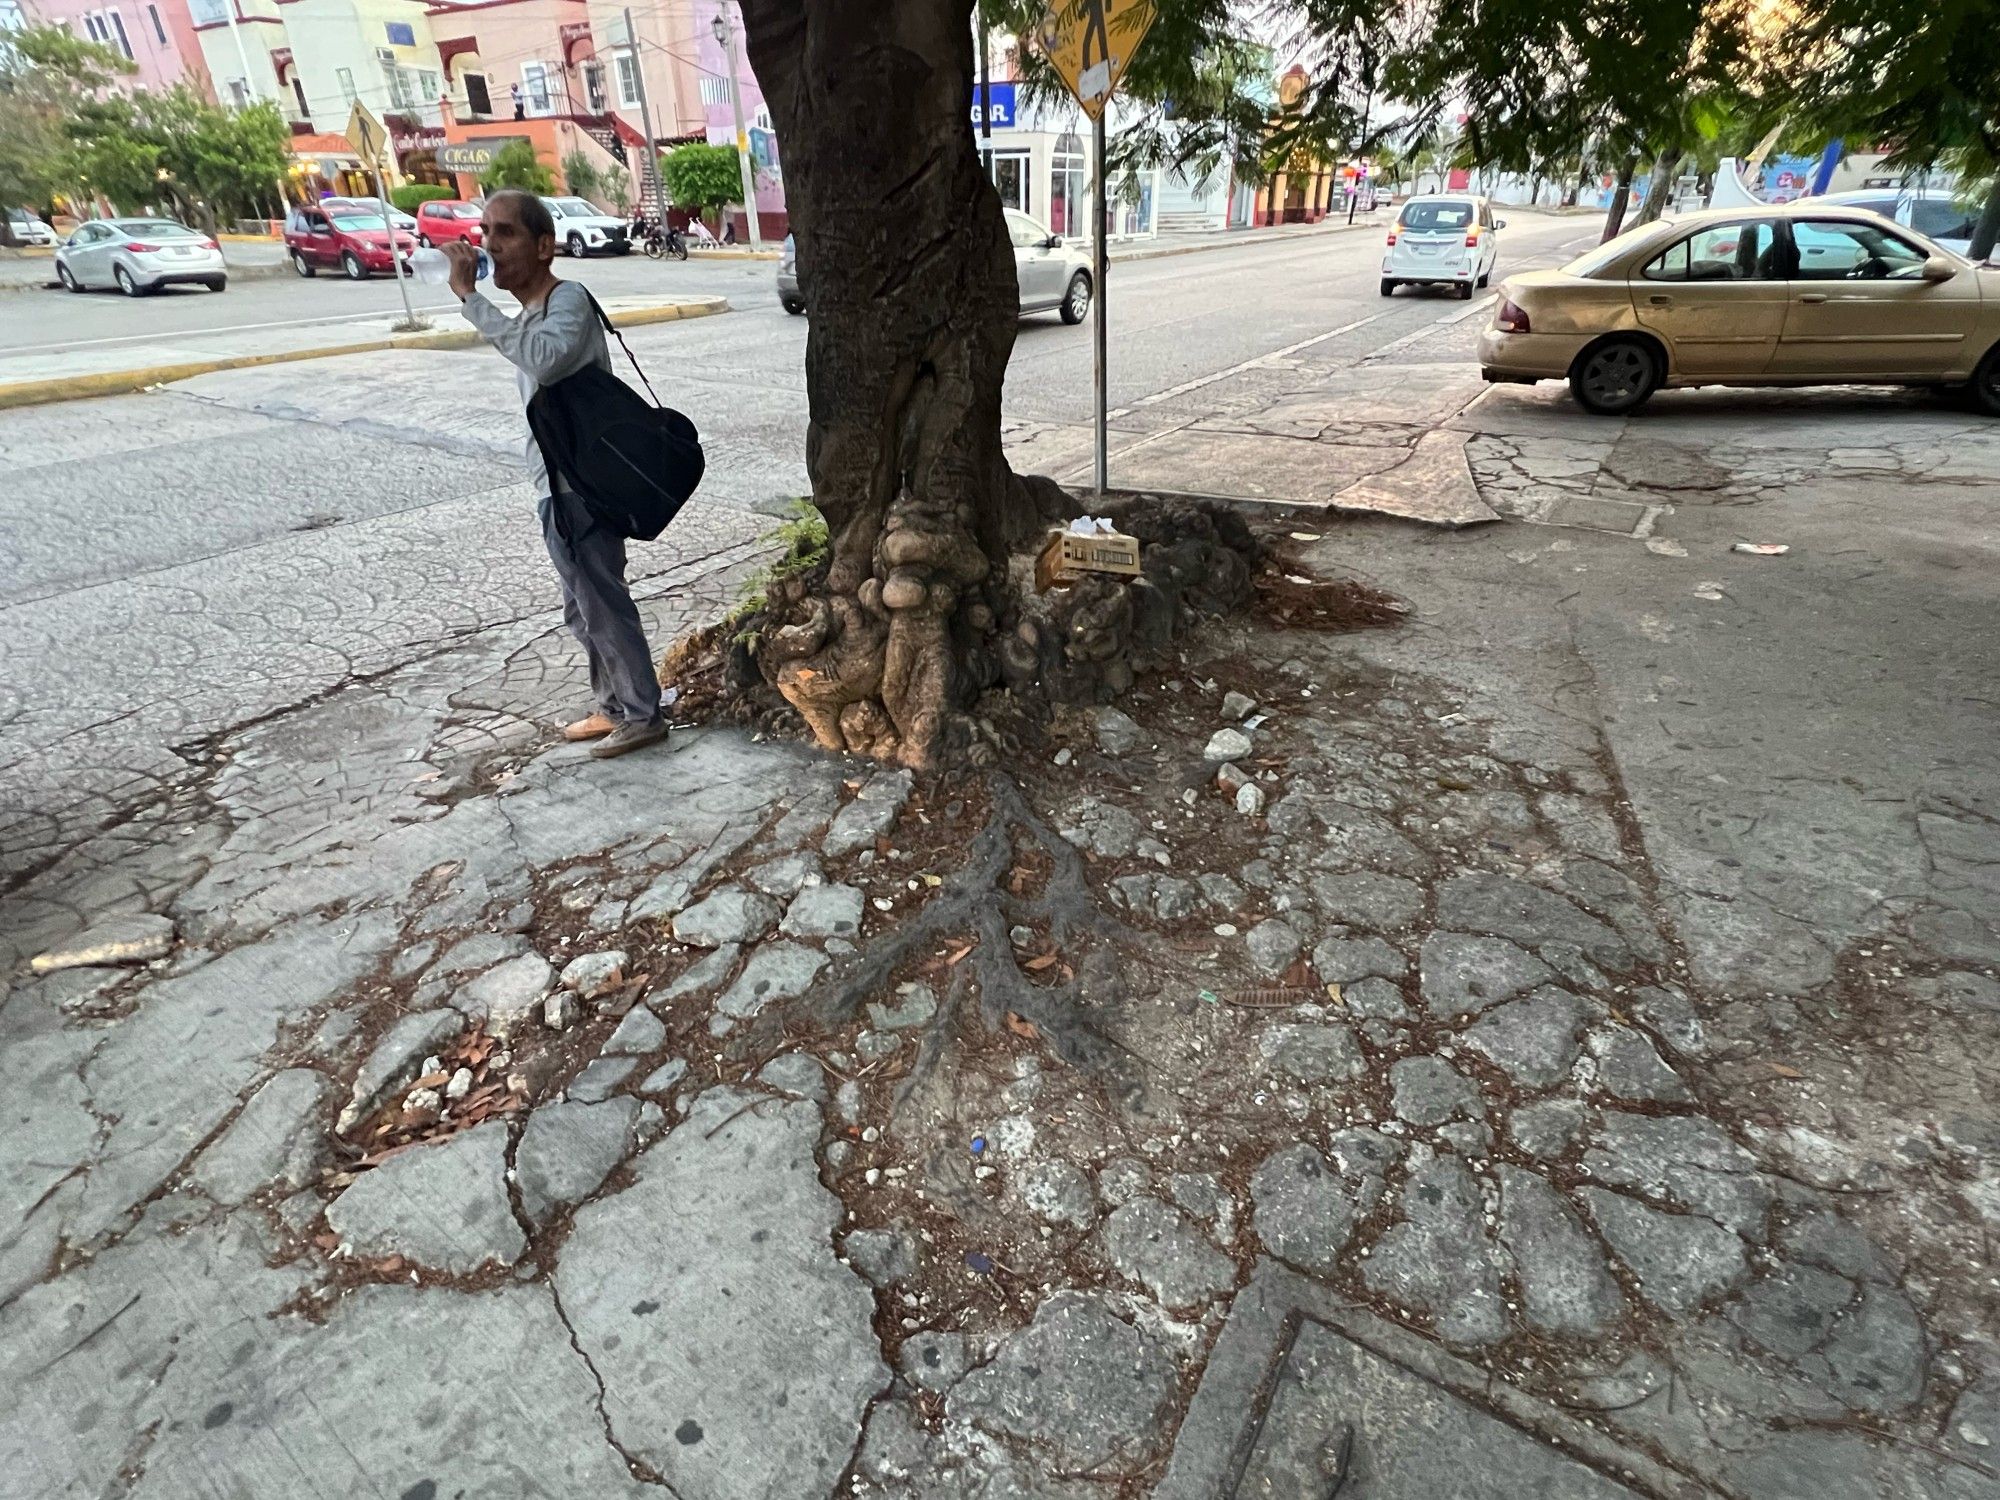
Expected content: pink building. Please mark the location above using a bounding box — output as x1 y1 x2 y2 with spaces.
693 0 784 239
22 0 214 98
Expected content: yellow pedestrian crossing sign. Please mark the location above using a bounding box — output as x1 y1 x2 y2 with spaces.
1036 0 1156 119
345 101 389 165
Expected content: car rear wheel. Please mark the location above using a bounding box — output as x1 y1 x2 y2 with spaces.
418 233 433 248
341 251 367 281
1060 271 1092 325
115 264 144 297
57 263 82 293
1969 344 2000 417
291 249 316 278
1379 278 1396 297
205 277 227 293
1569 337 1661 415
1456 280 1475 299
568 234 586 258
781 295 805 316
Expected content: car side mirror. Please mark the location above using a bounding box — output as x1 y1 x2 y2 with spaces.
1921 254 1955 281
1495 218 1508 228
1044 234 1062 249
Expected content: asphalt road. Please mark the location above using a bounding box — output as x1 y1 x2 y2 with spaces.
0 210 1592 880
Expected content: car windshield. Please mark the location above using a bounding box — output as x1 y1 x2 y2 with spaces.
1910 199 1975 241
447 204 480 218
1562 220 1677 277
330 215 396 232
115 220 198 238
552 199 597 216
1401 200 1474 231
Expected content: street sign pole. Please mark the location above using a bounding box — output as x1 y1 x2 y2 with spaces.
1036 0 1157 499
373 150 420 328
349 102 420 329
1092 110 1108 497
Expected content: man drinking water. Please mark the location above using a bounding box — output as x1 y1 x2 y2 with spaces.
442 190 667 759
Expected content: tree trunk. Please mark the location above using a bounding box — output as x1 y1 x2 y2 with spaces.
1600 153 1638 242
737 0 1047 767
1968 173 2000 263
1634 149 1682 225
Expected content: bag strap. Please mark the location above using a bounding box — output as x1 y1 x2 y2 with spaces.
572 282 662 409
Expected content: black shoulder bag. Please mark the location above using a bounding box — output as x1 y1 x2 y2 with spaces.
526 284 705 542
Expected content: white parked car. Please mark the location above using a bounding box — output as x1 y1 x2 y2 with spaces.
540 196 632 257
56 218 227 295
1381 194 1504 299
6 208 58 246
1005 210 1093 323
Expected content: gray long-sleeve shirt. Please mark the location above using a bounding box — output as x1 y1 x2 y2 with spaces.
461 279 610 499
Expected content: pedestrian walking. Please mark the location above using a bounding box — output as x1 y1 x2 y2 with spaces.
442 191 668 759
511 82 525 120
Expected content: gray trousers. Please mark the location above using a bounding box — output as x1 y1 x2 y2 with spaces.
539 494 661 725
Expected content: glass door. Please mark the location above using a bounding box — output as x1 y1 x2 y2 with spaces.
980 146 1031 215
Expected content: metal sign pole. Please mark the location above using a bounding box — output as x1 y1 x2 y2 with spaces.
372 149 419 328
1092 109 1108 497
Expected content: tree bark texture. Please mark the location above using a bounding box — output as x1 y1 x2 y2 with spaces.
1969 172 2000 263
1600 154 1638 242
1633 149 1682 225
737 0 1053 768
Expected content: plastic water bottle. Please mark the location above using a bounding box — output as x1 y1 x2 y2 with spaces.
412 245 491 285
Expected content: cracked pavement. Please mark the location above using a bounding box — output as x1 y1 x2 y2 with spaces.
3 220 1999 1498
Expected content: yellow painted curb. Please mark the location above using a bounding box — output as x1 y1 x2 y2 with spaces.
0 297 729 411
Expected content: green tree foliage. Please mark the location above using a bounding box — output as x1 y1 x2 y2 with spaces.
391 183 454 213
480 140 555 194
559 149 603 204
660 142 743 221
0 25 129 236
56 85 290 222
1776 0 2000 255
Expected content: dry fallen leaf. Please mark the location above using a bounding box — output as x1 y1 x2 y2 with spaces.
1325 982 1344 1006
945 943 976 966
1003 1011 1040 1041
1770 1062 1805 1079
1023 953 1061 972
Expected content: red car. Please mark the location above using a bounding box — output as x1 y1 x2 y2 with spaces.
284 204 419 281
414 199 484 248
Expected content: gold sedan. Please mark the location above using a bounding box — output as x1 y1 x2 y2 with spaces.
1478 201 1999 415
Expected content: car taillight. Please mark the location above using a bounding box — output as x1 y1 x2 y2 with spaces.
203 237 220 250
124 242 158 253
1386 225 1400 245
1465 229 1482 246
1495 297 1530 333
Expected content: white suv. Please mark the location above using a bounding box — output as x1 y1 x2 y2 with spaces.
541 196 632 257
1381 195 1503 299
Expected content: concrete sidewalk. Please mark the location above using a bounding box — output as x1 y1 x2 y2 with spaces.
0 293 730 409
4 387 1993 1496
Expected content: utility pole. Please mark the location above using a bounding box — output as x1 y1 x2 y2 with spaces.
622 7 662 222
222 1 259 103
711 7 762 250
1091 109 1107 497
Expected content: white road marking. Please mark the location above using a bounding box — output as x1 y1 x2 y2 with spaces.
1107 312 1387 418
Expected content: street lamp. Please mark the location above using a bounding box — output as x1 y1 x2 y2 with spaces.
710 8 762 250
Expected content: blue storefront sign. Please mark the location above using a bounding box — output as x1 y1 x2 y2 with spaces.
971 82 1017 130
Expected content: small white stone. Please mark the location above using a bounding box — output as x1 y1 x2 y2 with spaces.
1204 727 1253 761
445 1067 473 1101
1054 748 1073 767
861 1126 881 1143
543 991 579 1031
404 1087 442 1114
865 1168 881 1186
1235 783 1267 817
422 1055 443 1076
1214 923 1238 937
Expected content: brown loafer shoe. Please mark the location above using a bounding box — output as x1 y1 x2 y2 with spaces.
588 718 670 759
563 712 616 742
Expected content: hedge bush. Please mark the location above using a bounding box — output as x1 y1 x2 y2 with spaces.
391 183 455 213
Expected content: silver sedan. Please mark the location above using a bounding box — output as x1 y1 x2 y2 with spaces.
56 218 229 296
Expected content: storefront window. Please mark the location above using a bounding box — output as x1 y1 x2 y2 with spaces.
1050 134 1084 237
